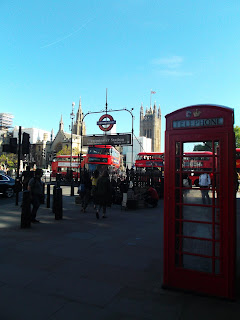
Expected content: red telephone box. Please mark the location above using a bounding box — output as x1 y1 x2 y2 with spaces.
163 104 236 299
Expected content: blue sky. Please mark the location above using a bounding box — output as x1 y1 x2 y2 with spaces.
1 0 240 151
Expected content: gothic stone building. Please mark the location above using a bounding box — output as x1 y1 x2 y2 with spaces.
50 98 86 155
140 102 161 152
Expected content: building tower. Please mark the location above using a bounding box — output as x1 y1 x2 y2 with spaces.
139 102 161 152
73 97 86 135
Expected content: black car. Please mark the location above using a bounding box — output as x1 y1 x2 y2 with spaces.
0 174 15 198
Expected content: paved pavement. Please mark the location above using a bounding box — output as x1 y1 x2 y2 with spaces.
0 187 239 320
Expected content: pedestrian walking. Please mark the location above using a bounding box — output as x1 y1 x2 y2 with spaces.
199 172 211 204
80 171 92 213
28 168 44 223
94 170 112 219
91 169 100 209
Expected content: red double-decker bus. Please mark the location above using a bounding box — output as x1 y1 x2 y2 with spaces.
182 151 213 186
51 155 86 178
236 148 240 175
135 152 164 171
84 145 120 173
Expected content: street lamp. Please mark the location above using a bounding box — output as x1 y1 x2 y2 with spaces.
70 102 75 173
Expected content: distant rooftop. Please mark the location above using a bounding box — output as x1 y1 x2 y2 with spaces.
0 113 14 130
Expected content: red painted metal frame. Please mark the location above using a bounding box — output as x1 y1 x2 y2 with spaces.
163 104 236 299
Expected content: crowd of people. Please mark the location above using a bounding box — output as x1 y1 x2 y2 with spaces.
19 166 160 224
78 169 160 219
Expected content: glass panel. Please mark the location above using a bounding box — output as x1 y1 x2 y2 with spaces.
215 259 220 274
175 205 182 219
182 189 215 205
182 156 213 174
181 221 212 239
215 241 220 257
182 205 212 222
175 142 181 155
215 225 220 240
175 173 180 187
175 189 181 204
214 141 220 154
182 254 212 273
175 157 180 171
183 141 213 153
215 207 220 223
182 238 212 256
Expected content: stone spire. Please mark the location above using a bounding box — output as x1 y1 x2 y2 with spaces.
59 114 64 131
73 97 85 135
140 103 144 120
51 129 54 142
158 105 161 118
153 101 157 115
76 97 83 122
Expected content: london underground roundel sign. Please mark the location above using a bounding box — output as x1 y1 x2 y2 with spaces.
97 114 116 131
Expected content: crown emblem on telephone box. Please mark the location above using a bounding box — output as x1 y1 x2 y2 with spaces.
193 109 201 117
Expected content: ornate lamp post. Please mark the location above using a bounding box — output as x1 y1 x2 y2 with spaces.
70 102 75 172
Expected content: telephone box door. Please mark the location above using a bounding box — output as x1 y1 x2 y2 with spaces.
163 105 236 299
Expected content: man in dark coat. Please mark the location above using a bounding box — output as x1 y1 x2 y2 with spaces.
94 170 112 219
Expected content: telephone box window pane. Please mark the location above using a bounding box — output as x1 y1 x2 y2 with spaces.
182 254 212 273
215 241 220 257
175 173 180 187
215 207 220 224
175 142 180 155
182 205 212 223
182 221 212 239
215 225 220 241
175 189 181 204
215 259 221 275
183 141 213 153
182 156 213 173
175 157 180 171
175 205 182 219
182 238 212 256
214 141 220 154
182 189 215 206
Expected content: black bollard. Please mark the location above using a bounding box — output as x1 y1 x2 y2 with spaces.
70 180 74 196
21 190 31 228
52 185 57 214
55 187 63 220
41 182 45 204
46 184 50 208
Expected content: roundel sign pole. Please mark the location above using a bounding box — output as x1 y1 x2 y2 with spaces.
97 114 116 132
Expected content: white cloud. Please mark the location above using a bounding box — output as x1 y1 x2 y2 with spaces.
151 55 192 76
152 56 183 69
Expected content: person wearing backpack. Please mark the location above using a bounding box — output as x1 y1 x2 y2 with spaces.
28 168 44 223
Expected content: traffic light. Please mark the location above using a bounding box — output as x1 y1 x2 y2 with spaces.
42 149 46 158
2 144 10 153
10 138 17 154
22 132 30 155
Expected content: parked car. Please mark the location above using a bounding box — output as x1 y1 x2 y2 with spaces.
0 174 15 198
